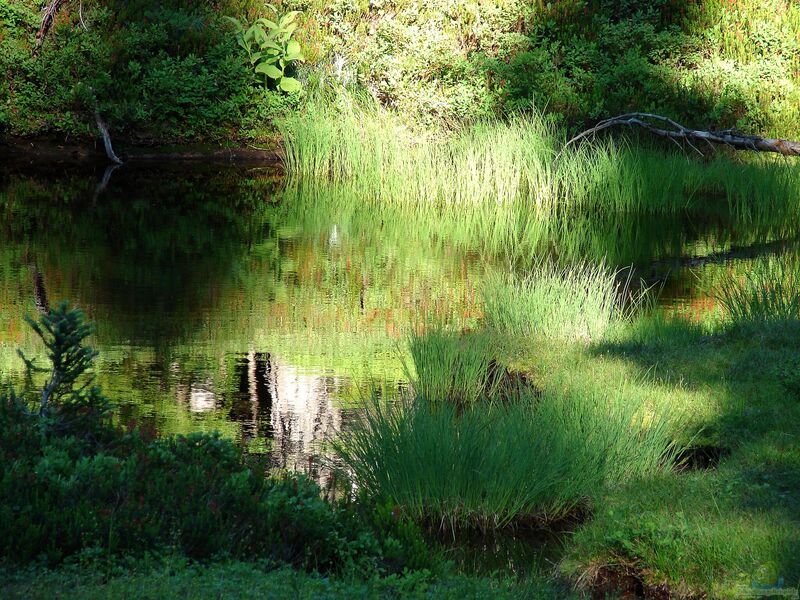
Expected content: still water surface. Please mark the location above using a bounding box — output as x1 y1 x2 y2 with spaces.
1 162 796 482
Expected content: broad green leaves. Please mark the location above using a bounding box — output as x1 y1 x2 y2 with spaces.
279 77 301 93
225 6 305 93
255 63 283 79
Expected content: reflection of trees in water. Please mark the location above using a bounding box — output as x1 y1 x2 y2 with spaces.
175 351 347 487
0 166 280 342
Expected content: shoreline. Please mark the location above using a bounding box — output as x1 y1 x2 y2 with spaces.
0 136 284 168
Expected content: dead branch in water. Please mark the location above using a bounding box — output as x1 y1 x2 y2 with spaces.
33 0 68 55
95 108 123 164
562 113 800 158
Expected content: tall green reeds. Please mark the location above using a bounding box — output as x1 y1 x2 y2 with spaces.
481 262 644 342
281 98 558 210
335 389 679 530
716 255 800 322
280 94 800 222
406 329 499 405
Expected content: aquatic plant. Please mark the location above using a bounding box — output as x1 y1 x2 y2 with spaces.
335 389 679 530
280 98 558 211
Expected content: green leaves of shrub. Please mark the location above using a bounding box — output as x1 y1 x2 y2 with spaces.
225 7 304 94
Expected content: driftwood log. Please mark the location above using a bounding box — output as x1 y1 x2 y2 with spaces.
563 113 800 158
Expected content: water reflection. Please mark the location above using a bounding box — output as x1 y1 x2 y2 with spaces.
0 164 483 481
173 351 346 478
2 162 800 481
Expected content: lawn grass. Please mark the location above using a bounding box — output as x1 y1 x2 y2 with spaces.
541 317 800 597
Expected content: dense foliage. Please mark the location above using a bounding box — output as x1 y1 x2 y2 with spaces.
0 304 428 574
294 0 800 135
0 0 297 140
2 0 800 141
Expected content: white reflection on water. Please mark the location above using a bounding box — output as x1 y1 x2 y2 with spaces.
173 351 346 484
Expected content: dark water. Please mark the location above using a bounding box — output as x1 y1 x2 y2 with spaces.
1 163 796 481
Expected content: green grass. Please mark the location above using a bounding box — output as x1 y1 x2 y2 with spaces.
0 561 566 600
481 262 644 343
716 255 800 322
406 328 500 405
281 96 800 214
335 387 680 531
550 316 800 596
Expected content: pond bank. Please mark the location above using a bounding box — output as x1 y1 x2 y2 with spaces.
0 137 283 168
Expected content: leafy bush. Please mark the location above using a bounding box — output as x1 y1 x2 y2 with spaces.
4 0 800 139
0 1 265 140
226 7 305 93
299 0 800 136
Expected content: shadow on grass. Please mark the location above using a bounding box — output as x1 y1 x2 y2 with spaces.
585 315 800 589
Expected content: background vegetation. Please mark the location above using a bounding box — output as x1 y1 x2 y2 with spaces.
2 0 800 142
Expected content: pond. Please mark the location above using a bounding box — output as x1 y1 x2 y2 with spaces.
1 161 798 484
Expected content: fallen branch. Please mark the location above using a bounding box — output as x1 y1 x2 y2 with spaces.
562 113 800 158
94 108 123 164
33 0 68 55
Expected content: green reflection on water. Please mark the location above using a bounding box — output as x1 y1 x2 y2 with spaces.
2 161 799 470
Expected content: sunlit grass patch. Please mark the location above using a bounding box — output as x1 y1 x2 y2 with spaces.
481 262 646 343
280 97 558 210
281 95 800 222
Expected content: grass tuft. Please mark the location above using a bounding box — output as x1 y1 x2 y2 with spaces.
481 262 644 343
335 389 680 531
406 328 500 406
716 256 800 322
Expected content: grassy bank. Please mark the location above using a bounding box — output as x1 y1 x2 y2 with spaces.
280 98 800 246
329 261 800 597
554 317 800 596
522 264 800 596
